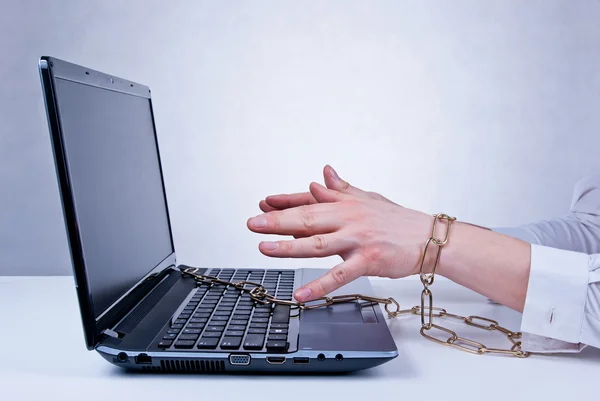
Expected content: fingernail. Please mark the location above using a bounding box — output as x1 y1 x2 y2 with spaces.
329 167 340 180
261 241 279 251
250 216 267 228
295 287 312 301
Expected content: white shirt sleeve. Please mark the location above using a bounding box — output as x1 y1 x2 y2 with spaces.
492 174 600 353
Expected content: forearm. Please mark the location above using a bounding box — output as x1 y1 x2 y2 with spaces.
437 221 532 312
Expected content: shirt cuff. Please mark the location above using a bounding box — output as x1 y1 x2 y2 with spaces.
520 244 590 344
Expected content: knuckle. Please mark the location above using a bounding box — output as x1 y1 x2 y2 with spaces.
361 246 383 263
331 266 348 286
341 201 364 222
299 205 316 230
357 228 375 241
312 235 327 251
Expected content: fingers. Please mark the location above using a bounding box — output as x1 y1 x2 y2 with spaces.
258 234 351 258
309 181 349 203
264 192 317 210
259 200 278 213
294 256 367 302
323 165 397 205
323 165 369 198
247 203 342 236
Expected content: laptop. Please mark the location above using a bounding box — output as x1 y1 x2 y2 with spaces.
38 56 398 373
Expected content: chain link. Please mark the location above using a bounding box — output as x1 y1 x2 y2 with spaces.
181 213 529 358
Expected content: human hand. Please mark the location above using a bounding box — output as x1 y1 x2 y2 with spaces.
259 165 397 215
248 166 434 302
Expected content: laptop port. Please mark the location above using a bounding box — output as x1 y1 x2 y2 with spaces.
293 357 309 364
266 356 286 365
135 353 152 364
229 354 251 366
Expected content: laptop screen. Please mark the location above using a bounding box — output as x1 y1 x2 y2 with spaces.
53 77 174 318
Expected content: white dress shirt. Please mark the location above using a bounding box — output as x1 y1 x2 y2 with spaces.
493 174 600 353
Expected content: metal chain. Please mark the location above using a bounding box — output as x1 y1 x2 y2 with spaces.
181 213 529 358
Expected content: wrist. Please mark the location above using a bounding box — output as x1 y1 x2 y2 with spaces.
436 221 471 278
412 213 454 277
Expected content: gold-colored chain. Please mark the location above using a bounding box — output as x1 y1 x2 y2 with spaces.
182 213 529 358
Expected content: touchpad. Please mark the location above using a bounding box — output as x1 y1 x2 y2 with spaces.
299 269 379 324
302 302 364 323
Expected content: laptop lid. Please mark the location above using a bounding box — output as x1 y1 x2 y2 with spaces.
39 56 177 349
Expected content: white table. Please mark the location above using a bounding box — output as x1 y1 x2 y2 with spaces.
1 276 598 401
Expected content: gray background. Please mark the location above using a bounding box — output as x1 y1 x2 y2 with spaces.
1 0 599 276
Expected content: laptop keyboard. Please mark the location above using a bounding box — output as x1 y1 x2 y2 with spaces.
156 269 295 352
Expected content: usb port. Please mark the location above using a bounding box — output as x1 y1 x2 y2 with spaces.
293 357 309 364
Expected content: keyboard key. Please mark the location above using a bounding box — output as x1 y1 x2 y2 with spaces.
178 313 191 319
208 320 227 326
221 337 242 350
225 331 245 337
171 324 183 329
252 313 270 318
248 328 266 334
272 305 290 323
163 333 177 340
270 328 288 335
174 319 187 324
251 318 269 323
266 341 289 352
213 311 232 316
167 329 181 334
190 318 208 323
205 326 224 332
268 334 287 341
187 323 206 329
211 315 230 321
243 334 265 350
228 325 246 331
174 340 195 349
231 320 248 326
183 329 202 334
179 334 200 341
202 331 223 338
194 313 211 318
158 340 173 348
250 323 268 329
232 312 251 318
270 323 289 329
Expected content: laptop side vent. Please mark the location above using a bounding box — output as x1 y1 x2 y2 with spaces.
157 359 226 373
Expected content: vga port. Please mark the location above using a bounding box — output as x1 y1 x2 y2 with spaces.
229 354 251 366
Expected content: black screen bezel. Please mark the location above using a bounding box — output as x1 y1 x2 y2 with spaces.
38 56 177 349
